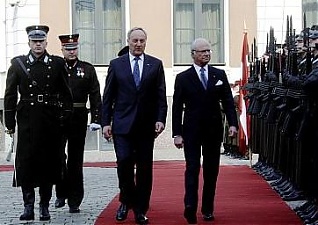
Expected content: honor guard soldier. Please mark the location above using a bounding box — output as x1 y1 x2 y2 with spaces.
54 34 102 213
4 25 73 221
309 30 318 69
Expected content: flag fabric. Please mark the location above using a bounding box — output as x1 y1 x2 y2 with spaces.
238 31 249 156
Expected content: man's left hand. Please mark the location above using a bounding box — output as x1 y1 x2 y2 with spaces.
155 122 165 138
228 126 238 137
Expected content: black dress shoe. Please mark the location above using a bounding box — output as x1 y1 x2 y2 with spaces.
69 206 80 213
39 205 50 221
134 213 149 224
304 210 318 224
184 206 197 224
19 207 34 221
202 213 215 221
282 191 305 201
116 204 129 221
55 198 66 208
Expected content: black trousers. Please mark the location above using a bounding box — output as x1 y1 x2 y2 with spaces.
183 137 221 214
22 183 52 208
113 130 155 214
55 108 87 207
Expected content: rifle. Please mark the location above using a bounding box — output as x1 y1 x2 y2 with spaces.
303 13 312 75
6 133 14 162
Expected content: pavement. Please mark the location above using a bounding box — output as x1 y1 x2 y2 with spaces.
0 146 257 225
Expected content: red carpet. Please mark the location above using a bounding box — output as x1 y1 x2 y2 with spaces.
95 163 302 225
0 165 14 172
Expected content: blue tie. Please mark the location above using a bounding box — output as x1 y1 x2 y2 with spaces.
133 57 140 87
200 67 207 89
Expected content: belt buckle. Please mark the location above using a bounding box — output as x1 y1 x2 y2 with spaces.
37 94 44 103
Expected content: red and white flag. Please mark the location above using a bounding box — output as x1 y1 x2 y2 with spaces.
238 30 249 156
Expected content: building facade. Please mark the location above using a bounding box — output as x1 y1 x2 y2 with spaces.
0 0 311 152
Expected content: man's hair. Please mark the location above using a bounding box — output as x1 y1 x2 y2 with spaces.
191 38 211 51
127 27 147 39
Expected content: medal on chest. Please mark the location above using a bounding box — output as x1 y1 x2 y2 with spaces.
76 67 85 78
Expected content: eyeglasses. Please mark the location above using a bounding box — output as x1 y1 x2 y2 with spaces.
193 49 212 54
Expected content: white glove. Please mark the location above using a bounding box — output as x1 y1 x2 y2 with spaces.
89 123 101 131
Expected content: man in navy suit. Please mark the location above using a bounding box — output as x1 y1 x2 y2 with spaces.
172 38 238 224
102 27 167 225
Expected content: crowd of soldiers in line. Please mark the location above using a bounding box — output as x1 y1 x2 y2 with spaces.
245 17 318 225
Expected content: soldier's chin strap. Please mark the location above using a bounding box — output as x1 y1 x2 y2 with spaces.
65 59 78 67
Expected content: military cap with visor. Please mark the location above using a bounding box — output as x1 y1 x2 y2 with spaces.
26 25 49 41
59 34 79 50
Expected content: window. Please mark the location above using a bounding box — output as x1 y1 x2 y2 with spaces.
303 0 318 27
173 0 224 65
72 0 125 65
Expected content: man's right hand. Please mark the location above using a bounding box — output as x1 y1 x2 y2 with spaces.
174 135 184 149
102 125 112 142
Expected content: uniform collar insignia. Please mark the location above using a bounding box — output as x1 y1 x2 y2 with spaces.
44 55 49 64
27 51 50 65
28 54 35 64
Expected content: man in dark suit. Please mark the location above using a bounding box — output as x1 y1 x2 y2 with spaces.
102 27 167 225
172 38 238 224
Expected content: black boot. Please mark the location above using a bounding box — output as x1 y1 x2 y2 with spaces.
39 184 52 221
20 187 35 221
39 205 51 221
20 206 34 220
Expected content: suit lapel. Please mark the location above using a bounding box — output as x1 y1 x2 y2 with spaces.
188 66 206 92
188 65 220 91
140 54 151 85
207 65 218 89
120 54 136 87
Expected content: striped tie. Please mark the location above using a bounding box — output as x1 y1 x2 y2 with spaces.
200 67 207 89
133 57 140 87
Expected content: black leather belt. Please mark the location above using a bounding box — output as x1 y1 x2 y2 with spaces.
73 103 86 108
20 94 59 106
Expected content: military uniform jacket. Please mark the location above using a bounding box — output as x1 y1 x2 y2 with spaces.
4 50 72 187
312 54 318 70
64 59 101 124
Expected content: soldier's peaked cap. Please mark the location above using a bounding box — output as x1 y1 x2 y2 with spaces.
26 25 49 41
59 34 79 50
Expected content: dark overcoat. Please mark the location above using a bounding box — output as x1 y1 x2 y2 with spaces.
4 50 72 187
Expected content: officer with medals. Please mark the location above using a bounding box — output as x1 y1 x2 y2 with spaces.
54 34 102 213
4 25 73 221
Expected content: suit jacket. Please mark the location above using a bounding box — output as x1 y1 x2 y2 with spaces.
102 53 167 135
172 65 238 142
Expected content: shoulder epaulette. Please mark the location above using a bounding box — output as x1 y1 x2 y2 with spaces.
11 55 26 63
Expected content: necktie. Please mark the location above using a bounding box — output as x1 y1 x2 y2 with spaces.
133 57 140 87
200 67 207 89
